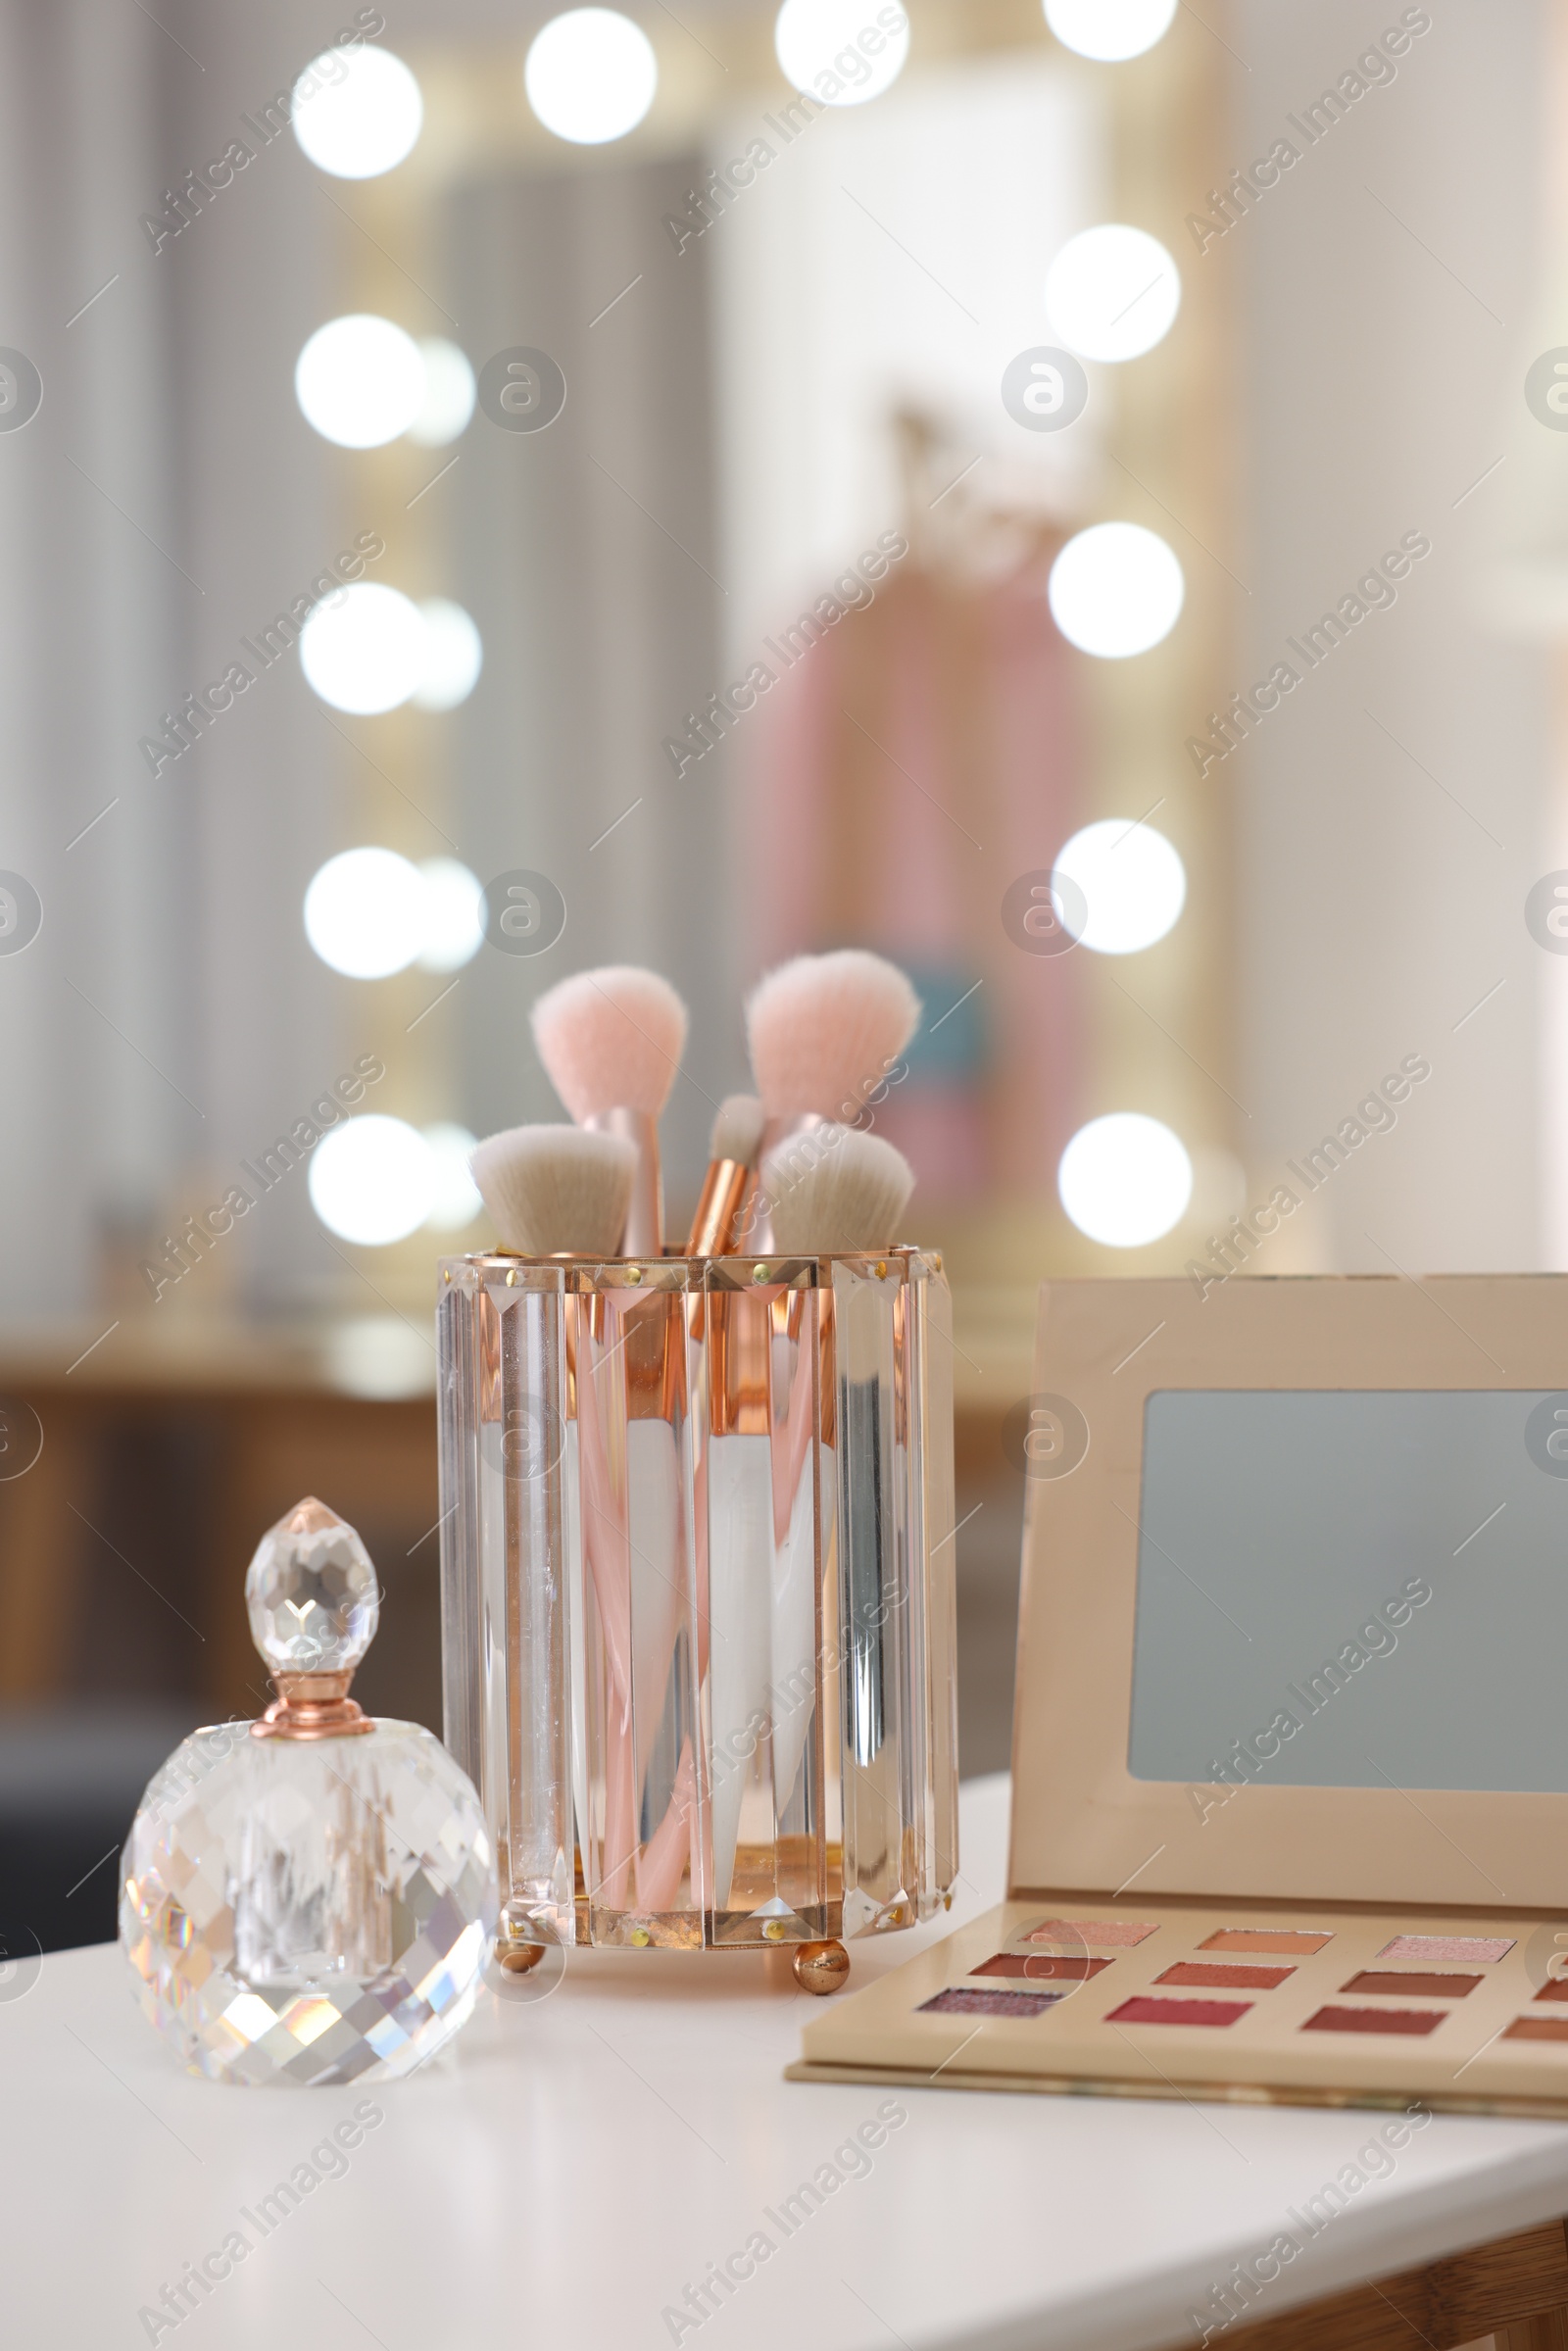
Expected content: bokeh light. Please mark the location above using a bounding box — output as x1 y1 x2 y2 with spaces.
1045 222 1181 362
299 581 428 714
295 315 425 449
422 1124 485 1230
775 0 910 105
309 1115 436 1245
409 338 476 445
413 600 483 711
1045 0 1177 63
524 10 658 144
417 858 485 972
291 46 423 178
1053 819 1187 954
304 848 428 979
1058 1112 1193 1247
1049 522 1184 659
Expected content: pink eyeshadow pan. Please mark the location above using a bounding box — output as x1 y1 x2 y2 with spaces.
1107 1996 1250 2029
920 1986 1061 2019
1026 1918 1157 1948
1376 1935 1514 1964
1200 1928 1333 1955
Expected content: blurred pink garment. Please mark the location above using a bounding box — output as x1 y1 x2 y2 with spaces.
740 556 1085 1201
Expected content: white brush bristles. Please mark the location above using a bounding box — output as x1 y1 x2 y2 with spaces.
471 1125 637 1257
746 951 920 1121
762 1125 914 1255
531 966 689 1122
709 1093 765 1168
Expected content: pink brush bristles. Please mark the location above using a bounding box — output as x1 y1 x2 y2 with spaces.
745 950 921 1122
531 966 689 1122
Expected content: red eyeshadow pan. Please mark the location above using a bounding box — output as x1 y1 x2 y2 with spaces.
1026 1918 1157 1948
920 1986 1060 2019
1156 1961 1293 1990
1535 1980 1568 2004
1107 1996 1250 2028
1302 2005 1444 2036
1504 2015 1568 2042
1200 1928 1333 1955
1340 1971 1479 1999
972 1953 1111 1983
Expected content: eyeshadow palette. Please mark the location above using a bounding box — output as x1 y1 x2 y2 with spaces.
790 1276 1568 2117
794 1896 1568 2104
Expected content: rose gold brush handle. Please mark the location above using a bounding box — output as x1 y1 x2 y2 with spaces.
686 1159 757 1256
584 1107 662 1254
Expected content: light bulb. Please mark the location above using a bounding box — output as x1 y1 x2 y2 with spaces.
1045 222 1180 362
1058 1113 1193 1248
1045 0 1177 63
304 847 427 979
524 10 658 144
309 1115 435 1246
422 1124 484 1230
1052 819 1187 954
774 0 910 105
417 858 484 972
1049 522 1184 659
291 45 423 178
408 338 476 445
413 600 482 711
299 582 428 714
295 315 426 449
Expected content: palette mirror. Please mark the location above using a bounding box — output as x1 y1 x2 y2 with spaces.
1128 1388 1568 1794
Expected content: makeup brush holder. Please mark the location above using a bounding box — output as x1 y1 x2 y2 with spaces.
437 1247 958 1989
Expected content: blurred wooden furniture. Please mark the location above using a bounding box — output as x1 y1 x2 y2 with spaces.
0 1316 442 1724
1187 2222 1568 2351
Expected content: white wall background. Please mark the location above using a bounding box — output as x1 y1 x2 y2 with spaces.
1231 0 1553 1272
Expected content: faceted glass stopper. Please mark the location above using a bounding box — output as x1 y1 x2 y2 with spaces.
245 1496 379 1677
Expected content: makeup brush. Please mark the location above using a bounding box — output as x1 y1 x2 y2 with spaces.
743 950 919 1248
746 949 921 1137
531 966 689 1255
686 1093 764 1255
762 1124 915 1256
469 1125 636 1257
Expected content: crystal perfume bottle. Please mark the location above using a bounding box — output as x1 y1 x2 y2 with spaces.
121 1498 498 2086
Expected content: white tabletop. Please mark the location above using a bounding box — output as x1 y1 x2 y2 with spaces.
9 1774 1568 2351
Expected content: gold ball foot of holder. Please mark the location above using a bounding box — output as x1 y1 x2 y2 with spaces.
793 1939 850 1996
499 1942 546 1975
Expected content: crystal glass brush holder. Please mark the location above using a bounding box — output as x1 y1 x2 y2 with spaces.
121 1496 499 2085
436 1248 958 1992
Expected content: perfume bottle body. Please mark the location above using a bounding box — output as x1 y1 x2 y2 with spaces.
122 1717 497 2086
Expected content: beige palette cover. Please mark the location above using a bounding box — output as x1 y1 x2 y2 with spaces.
789 1275 1568 2115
